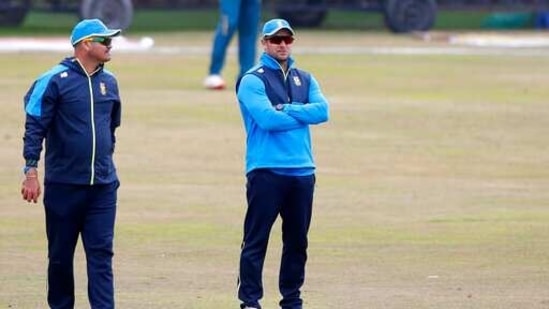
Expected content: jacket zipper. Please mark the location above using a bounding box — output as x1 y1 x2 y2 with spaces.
87 76 96 185
75 58 97 185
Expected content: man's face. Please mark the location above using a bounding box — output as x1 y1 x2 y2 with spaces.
263 29 294 61
84 36 113 62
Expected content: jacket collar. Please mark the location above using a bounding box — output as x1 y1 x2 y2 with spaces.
60 57 104 76
259 52 295 71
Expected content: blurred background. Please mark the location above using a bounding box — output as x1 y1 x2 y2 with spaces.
1 0 549 34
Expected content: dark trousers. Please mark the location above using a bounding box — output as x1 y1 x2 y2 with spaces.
238 170 315 309
43 181 118 309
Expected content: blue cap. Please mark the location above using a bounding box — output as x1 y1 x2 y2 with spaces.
70 19 121 46
262 18 295 37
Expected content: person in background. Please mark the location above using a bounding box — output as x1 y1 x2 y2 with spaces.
203 0 262 90
21 18 122 308
235 18 330 309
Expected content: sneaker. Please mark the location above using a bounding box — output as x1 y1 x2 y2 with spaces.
203 74 226 90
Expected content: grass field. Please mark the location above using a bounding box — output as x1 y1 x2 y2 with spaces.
1 30 549 308
0 9 498 36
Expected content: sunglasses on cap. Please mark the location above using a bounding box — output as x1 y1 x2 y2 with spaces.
267 36 295 45
84 37 112 47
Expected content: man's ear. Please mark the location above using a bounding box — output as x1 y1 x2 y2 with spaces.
78 40 92 51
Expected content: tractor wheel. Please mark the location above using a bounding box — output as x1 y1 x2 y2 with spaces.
80 0 133 30
384 0 436 33
275 0 327 28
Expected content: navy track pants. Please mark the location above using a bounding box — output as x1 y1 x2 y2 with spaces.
238 169 315 309
43 181 118 309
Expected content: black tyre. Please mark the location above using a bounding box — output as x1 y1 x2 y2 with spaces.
275 0 327 28
80 0 133 30
384 0 436 33
0 0 30 26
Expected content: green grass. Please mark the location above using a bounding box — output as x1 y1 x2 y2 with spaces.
1 32 549 308
0 9 507 36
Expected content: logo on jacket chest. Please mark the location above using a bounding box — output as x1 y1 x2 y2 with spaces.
293 76 302 87
100 82 107 95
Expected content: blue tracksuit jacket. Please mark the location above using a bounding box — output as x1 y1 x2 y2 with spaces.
236 53 329 174
23 57 121 185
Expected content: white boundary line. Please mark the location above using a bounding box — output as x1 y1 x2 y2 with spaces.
0 36 154 53
0 34 548 57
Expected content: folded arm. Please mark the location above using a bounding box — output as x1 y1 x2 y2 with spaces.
238 74 304 132
283 75 329 125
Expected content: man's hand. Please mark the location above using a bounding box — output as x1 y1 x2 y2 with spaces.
21 168 41 203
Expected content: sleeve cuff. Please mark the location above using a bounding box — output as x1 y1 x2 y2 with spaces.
25 159 38 168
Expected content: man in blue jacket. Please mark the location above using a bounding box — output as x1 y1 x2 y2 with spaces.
203 0 262 90
235 18 330 309
21 19 122 309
